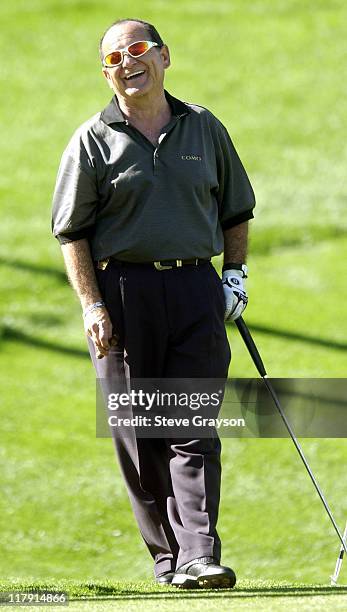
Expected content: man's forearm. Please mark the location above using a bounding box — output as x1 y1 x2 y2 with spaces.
223 221 248 265
61 239 102 311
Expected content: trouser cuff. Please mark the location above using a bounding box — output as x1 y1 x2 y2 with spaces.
154 557 176 577
176 547 221 569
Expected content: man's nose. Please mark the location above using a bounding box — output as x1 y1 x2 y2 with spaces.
122 52 137 66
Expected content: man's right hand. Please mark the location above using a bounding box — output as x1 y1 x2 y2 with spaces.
84 306 116 359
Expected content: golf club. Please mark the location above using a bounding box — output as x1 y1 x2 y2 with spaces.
331 520 347 585
234 316 347 567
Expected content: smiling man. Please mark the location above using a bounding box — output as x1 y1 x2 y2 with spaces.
52 18 255 589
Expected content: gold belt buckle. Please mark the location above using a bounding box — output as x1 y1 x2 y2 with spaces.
154 261 173 270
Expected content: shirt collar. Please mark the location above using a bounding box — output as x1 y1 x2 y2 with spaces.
100 90 190 126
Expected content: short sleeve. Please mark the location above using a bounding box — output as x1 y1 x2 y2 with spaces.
213 118 255 229
51 135 99 244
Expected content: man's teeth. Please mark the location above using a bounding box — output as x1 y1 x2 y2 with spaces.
125 71 145 80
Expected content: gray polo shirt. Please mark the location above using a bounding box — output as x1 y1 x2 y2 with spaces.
52 91 255 262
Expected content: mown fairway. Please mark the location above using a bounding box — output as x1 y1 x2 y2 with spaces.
1 0 346 608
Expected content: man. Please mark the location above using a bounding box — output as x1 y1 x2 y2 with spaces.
52 18 255 589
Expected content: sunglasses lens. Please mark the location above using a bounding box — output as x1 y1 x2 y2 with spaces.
104 51 122 66
128 41 150 57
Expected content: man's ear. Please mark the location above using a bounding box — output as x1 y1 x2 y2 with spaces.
161 45 171 69
102 68 113 89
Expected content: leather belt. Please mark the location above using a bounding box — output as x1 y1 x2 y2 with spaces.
97 257 210 270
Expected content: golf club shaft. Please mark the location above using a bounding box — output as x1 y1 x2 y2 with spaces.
235 316 347 557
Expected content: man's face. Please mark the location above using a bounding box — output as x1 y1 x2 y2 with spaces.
101 22 170 100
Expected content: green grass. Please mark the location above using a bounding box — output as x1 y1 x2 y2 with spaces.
1 0 347 605
1 580 347 611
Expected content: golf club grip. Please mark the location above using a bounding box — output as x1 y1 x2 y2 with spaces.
235 317 267 377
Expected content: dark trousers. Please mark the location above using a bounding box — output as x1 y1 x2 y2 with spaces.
88 260 231 575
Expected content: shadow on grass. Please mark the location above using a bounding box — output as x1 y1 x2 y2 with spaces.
0 256 67 283
67 584 347 601
1 321 346 365
228 321 347 352
1 326 88 359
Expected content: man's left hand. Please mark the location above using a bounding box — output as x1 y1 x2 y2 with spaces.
222 270 248 321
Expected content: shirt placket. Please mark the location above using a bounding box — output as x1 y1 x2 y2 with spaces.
124 116 184 174
152 116 186 174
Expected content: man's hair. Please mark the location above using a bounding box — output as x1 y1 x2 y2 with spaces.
99 18 164 61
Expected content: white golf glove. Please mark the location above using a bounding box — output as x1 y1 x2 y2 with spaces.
222 268 248 321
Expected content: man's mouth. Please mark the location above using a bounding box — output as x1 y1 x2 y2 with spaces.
124 70 145 81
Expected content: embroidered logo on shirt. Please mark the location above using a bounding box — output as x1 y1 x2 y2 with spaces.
181 155 202 161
